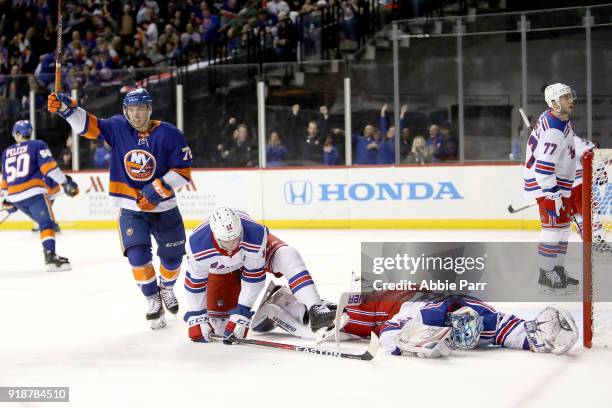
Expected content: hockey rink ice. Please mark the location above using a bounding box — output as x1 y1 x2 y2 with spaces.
1 228 611 408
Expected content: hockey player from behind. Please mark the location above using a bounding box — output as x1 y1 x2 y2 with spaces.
523 83 579 294
183 207 335 344
48 88 193 330
253 289 579 357
0 120 79 271
569 136 610 253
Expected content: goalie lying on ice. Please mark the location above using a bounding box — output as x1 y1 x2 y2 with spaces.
252 288 579 357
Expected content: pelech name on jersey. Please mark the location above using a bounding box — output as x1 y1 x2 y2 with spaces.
5 145 29 157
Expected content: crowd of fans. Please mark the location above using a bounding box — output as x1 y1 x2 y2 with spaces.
213 102 457 167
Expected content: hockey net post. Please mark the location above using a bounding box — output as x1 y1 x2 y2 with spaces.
582 149 612 348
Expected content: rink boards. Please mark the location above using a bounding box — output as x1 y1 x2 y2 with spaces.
0 163 542 230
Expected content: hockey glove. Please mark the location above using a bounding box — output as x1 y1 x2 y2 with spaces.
137 178 173 211
48 93 77 119
61 175 79 197
1 199 17 214
187 313 214 343
542 193 563 217
223 305 253 344
524 305 578 354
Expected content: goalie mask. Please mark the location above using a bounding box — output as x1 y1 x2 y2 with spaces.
448 306 484 350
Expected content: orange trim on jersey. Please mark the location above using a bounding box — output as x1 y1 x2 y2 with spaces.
160 264 180 281
40 228 55 240
7 178 45 194
132 263 156 282
109 181 138 199
117 209 126 254
171 167 192 181
46 184 61 195
40 161 58 176
138 121 161 138
82 113 101 140
0 179 7 190
44 195 56 222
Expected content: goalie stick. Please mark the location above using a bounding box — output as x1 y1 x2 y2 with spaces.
210 333 379 361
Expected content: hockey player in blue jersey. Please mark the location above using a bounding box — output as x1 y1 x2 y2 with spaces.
1 120 79 271
48 88 193 330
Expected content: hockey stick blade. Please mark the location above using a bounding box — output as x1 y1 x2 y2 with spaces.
211 333 379 361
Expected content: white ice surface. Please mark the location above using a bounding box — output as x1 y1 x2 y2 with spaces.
1 229 610 408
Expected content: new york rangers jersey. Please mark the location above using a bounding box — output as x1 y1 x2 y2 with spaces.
184 212 268 315
66 110 192 212
1 140 66 203
573 136 595 188
343 290 528 354
523 110 576 199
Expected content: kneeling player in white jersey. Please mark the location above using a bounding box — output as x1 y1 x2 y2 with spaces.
570 136 610 253
184 207 335 343
253 288 579 357
523 83 579 294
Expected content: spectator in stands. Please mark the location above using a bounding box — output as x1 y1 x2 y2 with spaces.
268 0 291 16
377 103 407 164
352 124 380 165
340 0 358 42
59 135 73 171
159 24 180 48
403 135 431 164
92 140 111 169
427 124 445 163
299 120 323 164
266 131 288 166
201 6 221 43
2 65 27 127
323 135 339 166
119 4 135 43
273 12 297 61
228 124 256 167
439 123 457 161
181 23 201 50
221 0 242 26
400 126 411 159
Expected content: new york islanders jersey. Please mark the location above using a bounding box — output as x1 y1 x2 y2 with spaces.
523 110 576 199
573 136 595 188
343 290 528 354
1 140 66 203
67 110 192 212
184 212 268 314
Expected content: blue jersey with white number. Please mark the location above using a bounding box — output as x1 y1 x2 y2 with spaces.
1 140 60 203
78 114 192 212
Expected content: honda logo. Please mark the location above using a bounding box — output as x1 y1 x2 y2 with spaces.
284 180 312 205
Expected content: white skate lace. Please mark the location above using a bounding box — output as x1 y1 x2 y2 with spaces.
160 288 178 305
148 295 162 313
546 271 561 285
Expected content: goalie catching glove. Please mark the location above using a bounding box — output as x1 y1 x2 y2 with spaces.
137 178 173 211
47 93 77 119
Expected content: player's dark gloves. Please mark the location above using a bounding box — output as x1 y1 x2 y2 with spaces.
62 175 79 197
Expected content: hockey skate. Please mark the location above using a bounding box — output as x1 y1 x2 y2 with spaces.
44 250 71 272
538 268 567 295
146 292 167 330
159 286 179 315
554 266 579 292
308 302 337 332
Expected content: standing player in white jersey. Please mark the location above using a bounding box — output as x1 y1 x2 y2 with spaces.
523 83 579 294
569 136 610 252
184 207 335 344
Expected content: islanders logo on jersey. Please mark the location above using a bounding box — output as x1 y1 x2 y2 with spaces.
124 149 157 181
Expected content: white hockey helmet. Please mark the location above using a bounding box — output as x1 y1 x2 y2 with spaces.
544 83 576 109
209 207 243 248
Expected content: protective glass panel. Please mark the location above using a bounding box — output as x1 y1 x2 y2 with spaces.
462 32 521 161
263 60 346 167
182 63 259 168
591 25 612 148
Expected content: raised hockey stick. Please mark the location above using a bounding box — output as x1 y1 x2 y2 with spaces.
519 108 531 129
54 0 63 93
211 333 379 361
507 202 537 213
